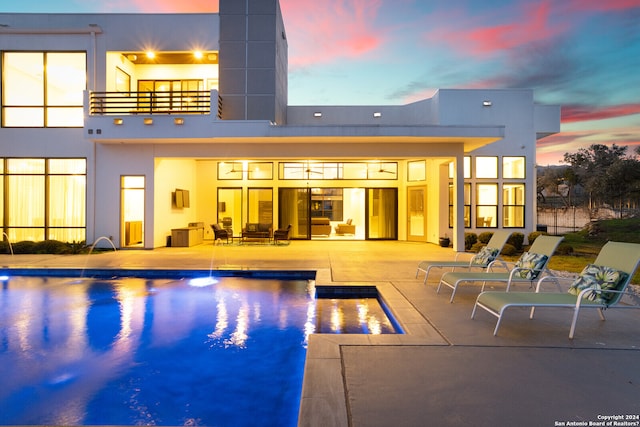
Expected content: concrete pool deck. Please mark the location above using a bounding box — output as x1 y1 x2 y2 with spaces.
2 240 639 426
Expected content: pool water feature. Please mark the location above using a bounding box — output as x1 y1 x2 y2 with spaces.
314 286 402 334
0 275 400 426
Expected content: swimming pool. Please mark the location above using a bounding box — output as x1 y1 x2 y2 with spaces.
0 275 312 426
0 274 399 426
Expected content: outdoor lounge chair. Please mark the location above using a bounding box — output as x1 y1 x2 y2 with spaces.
415 230 512 285
437 235 564 303
471 241 640 339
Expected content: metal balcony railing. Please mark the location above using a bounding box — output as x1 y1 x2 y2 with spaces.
89 91 214 116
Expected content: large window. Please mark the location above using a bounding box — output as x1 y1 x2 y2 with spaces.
503 157 525 179
503 184 525 227
279 161 398 180
475 157 498 179
449 183 471 228
448 157 471 179
2 52 86 127
476 184 497 228
3 158 86 242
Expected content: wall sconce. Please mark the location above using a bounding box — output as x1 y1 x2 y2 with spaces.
373 112 382 118
127 54 137 61
174 118 184 125
313 112 322 118
113 118 123 125
482 100 492 107
143 118 153 125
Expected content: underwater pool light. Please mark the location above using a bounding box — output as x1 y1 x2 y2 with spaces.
0 275 9 280
189 277 219 287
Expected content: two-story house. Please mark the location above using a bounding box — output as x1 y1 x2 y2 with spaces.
0 0 560 250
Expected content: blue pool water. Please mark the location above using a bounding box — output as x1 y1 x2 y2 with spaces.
0 275 314 426
0 274 399 426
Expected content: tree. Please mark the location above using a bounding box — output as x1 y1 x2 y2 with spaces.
563 144 640 210
537 166 574 207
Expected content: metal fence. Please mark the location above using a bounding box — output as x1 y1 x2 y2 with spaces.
536 207 639 235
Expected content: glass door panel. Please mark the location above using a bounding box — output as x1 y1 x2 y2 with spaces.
278 188 310 239
121 175 145 248
217 188 242 237
247 188 273 228
366 188 397 240
407 186 426 242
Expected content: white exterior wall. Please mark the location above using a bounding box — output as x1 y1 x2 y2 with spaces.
0 12 559 249
435 89 538 235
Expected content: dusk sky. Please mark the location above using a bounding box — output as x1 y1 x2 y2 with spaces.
2 0 639 165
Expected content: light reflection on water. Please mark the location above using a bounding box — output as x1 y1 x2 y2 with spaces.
0 276 313 426
0 275 397 426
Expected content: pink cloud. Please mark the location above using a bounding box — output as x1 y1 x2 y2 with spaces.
280 0 385 68
562 104 640 123
425 1 566 57
536 122 640 165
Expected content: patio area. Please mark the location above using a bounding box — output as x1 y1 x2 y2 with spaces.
1 240 639 426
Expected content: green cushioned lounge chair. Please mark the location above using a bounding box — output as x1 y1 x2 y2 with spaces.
472 241 640 339
437 235 564 303
415 230 512 285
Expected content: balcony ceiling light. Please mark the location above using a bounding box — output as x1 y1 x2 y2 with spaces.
123 52 218 64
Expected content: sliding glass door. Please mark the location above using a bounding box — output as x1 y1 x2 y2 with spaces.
217 188 242 236
278 188 310 239
366 188 397 239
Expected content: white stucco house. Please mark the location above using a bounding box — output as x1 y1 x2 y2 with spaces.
0 0 560 250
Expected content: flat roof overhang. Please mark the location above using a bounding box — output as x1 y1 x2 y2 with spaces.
90 120 505 154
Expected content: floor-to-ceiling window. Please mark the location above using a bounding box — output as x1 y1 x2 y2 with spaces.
367 188 397 239
278 188 309 239
217 188 243 236
2 158 86 242
247 188 273 227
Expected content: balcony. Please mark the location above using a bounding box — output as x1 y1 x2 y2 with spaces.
89 90 218 117
84 89 230 143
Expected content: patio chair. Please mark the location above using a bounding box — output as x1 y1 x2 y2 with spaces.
437 235 564 303
415 230 512 285
211 223 231 244
273 224 292 244
472 241 640 339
